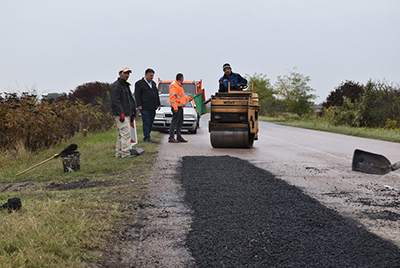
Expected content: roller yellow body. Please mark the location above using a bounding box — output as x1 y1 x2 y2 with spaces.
208 91 260 148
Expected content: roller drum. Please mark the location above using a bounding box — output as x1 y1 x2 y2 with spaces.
210 131 254 148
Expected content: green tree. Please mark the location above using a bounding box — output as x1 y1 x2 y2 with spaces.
358 80 400 127
246 73 280 116
274 68 317 116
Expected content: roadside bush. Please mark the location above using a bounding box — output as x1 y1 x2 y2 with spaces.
358 80 400 128
0 92 113 153
277 112 301 121
320 80 400 129
384 119 399 129
323 98 362 127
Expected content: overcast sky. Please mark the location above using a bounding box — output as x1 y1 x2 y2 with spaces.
1 0 399 103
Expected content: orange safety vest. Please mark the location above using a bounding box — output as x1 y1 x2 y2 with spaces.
169 80 191 111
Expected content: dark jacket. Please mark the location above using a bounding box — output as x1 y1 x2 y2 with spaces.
219 72 248 92
110 78 136 116
134 78 161 110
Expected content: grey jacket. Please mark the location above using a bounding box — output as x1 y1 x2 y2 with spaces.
110 78 136 116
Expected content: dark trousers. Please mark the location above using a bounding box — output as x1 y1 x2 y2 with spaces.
169 107 183 140
140 109 156 141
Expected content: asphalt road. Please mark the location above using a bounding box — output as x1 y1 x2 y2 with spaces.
132 114 400 267
176 114 400 173
180 155 400 267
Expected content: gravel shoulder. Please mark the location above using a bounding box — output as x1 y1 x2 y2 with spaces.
130 153 195 268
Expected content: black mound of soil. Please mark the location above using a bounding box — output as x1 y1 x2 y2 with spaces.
45 178 111 191
179 156 400 268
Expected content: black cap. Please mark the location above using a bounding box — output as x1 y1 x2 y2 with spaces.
223 63 231 70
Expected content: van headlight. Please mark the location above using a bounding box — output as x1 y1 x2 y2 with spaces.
184 114 195 119
155 114 163 119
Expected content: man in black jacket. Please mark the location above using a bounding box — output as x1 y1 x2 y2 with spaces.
218 63 248 92
134 68 161 143
110 67 136 158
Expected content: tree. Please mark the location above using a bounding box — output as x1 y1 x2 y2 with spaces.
69 81 111 113
323 80 364 108
246 73 281 116
274 68 317 116
358 80 400 127
69 81 110 106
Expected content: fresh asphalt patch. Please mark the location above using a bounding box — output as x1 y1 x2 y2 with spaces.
179 155 400 268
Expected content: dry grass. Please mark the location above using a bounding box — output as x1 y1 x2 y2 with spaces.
0 123 161 267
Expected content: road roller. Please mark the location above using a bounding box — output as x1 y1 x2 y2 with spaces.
208 87 260 148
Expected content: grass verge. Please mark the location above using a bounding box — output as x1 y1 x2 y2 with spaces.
0 122 161 267
260 116 400 143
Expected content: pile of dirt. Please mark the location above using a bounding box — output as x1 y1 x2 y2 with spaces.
0 182 38 192
180 155 400 268
45 178 112 191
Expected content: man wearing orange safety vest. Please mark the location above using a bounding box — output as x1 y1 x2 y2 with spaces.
168 73 192 143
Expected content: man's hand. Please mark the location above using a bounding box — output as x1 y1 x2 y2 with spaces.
119 114 125 122
157 105 161 111
130 115 134 123
137 106 143 110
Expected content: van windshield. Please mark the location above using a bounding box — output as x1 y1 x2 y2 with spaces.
158 83 171 95
159 95 193 108
158 83 196 96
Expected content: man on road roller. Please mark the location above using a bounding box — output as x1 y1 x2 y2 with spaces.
209 63 260 148
219 63 248 92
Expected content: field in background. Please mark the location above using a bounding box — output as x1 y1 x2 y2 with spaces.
260 116 400 143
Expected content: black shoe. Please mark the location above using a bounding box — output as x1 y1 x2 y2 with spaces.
177 138 188 143
144 139 156 143
168 138 179 143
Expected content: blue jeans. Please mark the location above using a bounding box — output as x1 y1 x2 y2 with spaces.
140 109 156 141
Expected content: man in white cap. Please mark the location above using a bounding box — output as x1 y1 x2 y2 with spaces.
110 67 137 158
